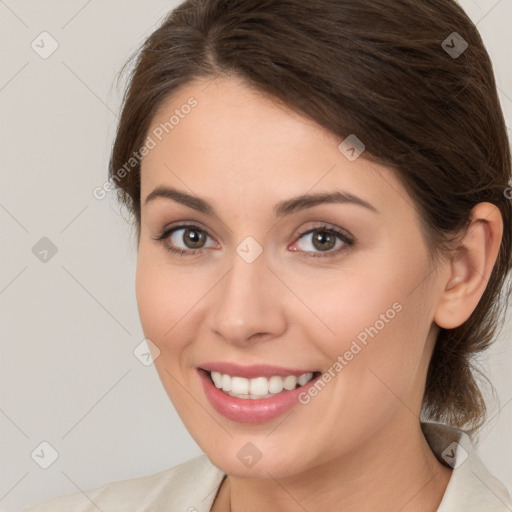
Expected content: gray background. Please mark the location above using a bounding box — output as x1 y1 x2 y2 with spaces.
1 1 511 510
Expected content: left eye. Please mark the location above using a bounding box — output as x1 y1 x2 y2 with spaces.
291 225 354 256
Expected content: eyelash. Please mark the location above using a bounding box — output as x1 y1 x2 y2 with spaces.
153 222 355 259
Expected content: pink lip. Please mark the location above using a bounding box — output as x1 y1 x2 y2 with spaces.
199 361 316 379
197 368 321 424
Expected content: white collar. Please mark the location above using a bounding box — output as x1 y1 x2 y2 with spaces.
421 420 511 511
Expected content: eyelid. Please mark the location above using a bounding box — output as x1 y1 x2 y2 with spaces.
292 221 353 241
158 220 215 238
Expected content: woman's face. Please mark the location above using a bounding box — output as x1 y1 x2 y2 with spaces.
136 75 450 477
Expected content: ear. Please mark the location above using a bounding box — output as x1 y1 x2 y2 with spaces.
433 202 503 329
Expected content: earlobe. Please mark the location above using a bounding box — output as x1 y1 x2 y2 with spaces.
433 202 503 330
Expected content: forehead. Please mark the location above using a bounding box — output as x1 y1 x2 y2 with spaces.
140 76 412 220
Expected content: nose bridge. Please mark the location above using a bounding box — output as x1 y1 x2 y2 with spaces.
208 245 285 344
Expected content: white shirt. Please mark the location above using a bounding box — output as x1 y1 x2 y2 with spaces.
24 421 512 511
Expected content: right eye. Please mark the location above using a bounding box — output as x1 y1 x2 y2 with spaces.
153 223 217 256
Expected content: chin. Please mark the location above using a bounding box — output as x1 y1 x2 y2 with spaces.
203 439 314 480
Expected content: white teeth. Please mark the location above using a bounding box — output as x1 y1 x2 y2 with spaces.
283 375 297 390
231 376 249 395
208 371 316 399
221 373 231 391
268 375 284 394
211 371 222 388
298 372 313 386
249 377 268 396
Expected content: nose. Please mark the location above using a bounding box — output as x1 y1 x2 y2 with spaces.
207 248 287 346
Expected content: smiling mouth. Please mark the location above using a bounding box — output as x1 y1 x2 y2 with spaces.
204 370 322 399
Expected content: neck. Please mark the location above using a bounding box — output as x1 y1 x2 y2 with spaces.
212 415 452 512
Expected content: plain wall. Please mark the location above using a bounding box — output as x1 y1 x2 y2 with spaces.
1 1 511 510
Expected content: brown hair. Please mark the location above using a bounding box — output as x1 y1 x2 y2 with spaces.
108 0 512 436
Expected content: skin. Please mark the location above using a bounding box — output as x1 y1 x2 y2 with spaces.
135 75 503 512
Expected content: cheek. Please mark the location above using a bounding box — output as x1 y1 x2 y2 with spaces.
300 253 431 406
134 249 192 353
134 252 199 406
286 229 428 349
350 300 430 417
291 265 407 358
135 242 202 326
135 256 164 341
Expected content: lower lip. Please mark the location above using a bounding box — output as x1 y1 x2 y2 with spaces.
197 369 321 423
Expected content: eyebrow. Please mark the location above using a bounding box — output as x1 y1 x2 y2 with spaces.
144 186 379 217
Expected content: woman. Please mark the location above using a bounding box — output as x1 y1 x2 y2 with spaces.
25 0 512 510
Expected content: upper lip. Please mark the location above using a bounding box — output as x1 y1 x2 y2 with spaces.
199 362 318 379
